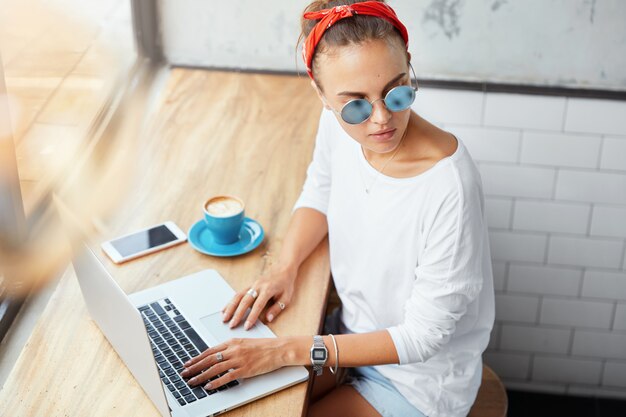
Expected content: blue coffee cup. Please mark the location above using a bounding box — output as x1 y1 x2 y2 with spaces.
203 196 245 245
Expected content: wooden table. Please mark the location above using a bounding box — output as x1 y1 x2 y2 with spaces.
0 70 330 416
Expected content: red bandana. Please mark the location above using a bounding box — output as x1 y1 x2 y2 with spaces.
302 1 409 79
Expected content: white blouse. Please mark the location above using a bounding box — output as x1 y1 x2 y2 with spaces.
293 109 495 417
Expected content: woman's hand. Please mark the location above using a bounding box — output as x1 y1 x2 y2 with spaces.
222 262 297 330
180 337 291 390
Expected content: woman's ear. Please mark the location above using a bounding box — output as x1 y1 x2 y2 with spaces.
310 80 332 110
407 51 412 63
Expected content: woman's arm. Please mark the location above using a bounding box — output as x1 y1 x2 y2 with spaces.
181 331 399 390
282 331 400 368
277 206 329 276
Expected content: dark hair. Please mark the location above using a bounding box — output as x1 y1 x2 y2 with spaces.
297 0 407 84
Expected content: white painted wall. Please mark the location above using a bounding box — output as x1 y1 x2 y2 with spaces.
158 0 626 91
159 0 305 72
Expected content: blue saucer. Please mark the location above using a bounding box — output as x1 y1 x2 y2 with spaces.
188 217 264 257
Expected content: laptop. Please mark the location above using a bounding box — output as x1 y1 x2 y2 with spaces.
71 244 309 417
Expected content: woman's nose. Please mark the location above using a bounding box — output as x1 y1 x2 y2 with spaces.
370 99 392 125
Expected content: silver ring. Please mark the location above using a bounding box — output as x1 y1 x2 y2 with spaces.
278 301 285 310
246 288 258 299
216 352 224 362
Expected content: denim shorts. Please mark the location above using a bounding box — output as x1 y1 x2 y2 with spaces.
323 308 428 417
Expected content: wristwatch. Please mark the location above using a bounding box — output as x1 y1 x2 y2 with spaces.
310 335 328 376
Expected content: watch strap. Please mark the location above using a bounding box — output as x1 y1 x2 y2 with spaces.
312 335 327 376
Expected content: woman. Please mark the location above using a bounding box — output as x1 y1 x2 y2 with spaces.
181 1 494 416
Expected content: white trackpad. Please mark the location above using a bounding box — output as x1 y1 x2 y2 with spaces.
199 311 271 343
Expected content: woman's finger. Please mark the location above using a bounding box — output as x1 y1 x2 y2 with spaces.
264 299 288 323
181 348 225 378
228 289 257 328
183 342 226 368
221 290 246 323
187 359 236 387
204 368 241 391
244 289 274 330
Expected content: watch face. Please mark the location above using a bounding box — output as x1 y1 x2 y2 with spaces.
312 348 327 360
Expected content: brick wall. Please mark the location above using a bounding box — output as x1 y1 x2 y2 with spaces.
412 89 626 398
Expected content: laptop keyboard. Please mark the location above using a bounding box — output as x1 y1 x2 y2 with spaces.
138 298 240 407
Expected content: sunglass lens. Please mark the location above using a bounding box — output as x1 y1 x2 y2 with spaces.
385 86 415 112
341 100 372 124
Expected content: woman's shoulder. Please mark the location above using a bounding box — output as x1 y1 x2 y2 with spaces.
415 117 459 162
397 119 461 179
317 108 344 143
416 121 483 193
319 108 339 132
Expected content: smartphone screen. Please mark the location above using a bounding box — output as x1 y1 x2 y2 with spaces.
110 225 178 258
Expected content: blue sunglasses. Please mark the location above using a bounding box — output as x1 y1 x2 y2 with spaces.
329 64 419 125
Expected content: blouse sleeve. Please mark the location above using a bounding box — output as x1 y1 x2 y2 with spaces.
386 171 486 365
292 110 334 216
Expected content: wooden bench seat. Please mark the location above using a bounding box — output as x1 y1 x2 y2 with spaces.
469 365 508 417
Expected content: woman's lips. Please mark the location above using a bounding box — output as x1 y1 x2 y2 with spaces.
369 128 396 141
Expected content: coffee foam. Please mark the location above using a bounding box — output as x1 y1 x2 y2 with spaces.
205 196 243 217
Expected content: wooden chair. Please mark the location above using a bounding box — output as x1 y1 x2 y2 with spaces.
468 365 508 417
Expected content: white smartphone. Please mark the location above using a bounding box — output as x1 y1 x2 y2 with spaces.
101 221 187 264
